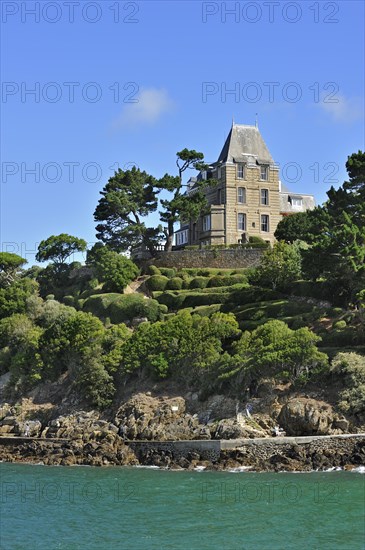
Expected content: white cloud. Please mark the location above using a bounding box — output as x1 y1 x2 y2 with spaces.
112 88 175 129
318 93 364 123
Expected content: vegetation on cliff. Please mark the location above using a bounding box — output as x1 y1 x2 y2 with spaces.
0 152 363 430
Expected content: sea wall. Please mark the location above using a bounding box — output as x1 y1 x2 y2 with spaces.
151 249 264 269
1 434 364 471
127 434 365 471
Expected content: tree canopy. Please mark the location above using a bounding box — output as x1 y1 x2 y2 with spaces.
251 241 302 291
94 167 162 256
36 234 87 268
86 244 140 293
158 149 212 251
94 150 212 255
301 152 365 304
0 252 27 287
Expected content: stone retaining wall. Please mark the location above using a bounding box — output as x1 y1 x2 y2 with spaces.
129 440 221 462
151 249 264 269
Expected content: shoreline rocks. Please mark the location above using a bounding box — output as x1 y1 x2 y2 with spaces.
1 391 364 471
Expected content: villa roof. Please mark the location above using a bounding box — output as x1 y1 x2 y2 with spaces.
217 124 275 165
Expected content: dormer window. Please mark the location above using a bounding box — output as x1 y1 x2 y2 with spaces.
260 165 268 181
289 196 303 208
237 163 245 179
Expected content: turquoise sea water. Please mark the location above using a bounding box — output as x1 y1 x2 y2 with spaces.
0 463 364 550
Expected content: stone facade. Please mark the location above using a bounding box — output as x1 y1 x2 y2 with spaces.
176 123 315 248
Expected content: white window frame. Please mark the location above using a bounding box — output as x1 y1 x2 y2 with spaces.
261 214 270 232
237 163 245 179
260 165 268 181
291 197 303 208
203 215 211 232
237 187 246 204
238 213 246 231
261 188 269 205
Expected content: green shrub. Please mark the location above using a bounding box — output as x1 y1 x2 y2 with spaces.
179 268 199 277
146 275 169 291
159 267 176 278
182 278 191 289
87 277 99 290
155 292 186 311
83 293 122 318
288 280 331 301
189 277 209 289
183 292 230 308
208 275 247 288
197 269 212 277
87 245 140 293
249 236 268 245
322 327 360 346
208 276 228 288
343 313 355 324
191 304 222 317
108 294 161 324
185 245 199 250
289 317 308 330
146 265 161 276
332 320 347 329
331 352 365 415
62 295 75 307
166 277 183 290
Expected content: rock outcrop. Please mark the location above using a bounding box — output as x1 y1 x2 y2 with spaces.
278 398 349 436
114 393 210 440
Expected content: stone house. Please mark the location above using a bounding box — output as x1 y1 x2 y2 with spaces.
175 123 315 248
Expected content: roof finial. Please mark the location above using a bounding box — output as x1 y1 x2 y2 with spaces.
255 113 258 128
232 115 235 127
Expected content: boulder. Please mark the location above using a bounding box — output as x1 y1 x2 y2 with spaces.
278 398 340 436
114 393 207 441
213 418 268 439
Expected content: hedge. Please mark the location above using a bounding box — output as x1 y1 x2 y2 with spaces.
82 293 122 318
154 290 231 310
189 277 209 289
208 275 247 288
166 277 184 290
159 267 176 278
83 293 163 324
146 275 169 291
146 265 161 276
108 294 162 324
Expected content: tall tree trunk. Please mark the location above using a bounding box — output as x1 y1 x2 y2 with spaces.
164 220 174 252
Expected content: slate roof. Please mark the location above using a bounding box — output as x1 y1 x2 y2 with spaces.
217 124 275 165
280 193 316 213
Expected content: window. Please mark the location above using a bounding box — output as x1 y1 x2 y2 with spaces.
261 214 269 232
217 167 222 179
237 187 246 204
238 213 246 231
261 189 269 205
192 223 197 241
290 196 303 208
175 230 188 246
260 165 268 180
237 163 245 179
217 188 223 204
203 215 211 232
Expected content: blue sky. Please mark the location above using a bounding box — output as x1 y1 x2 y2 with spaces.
1 0 364 265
